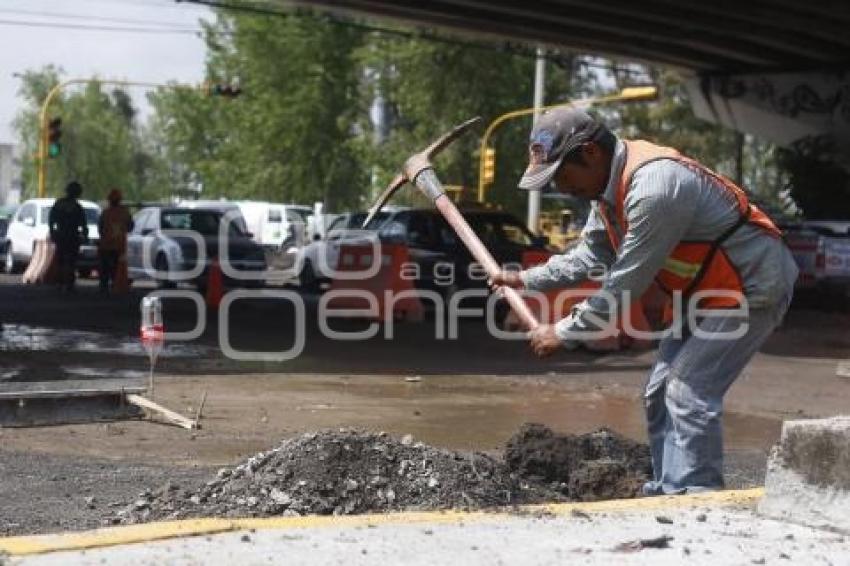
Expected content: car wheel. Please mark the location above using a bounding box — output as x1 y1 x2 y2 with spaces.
155 254 176 289
3 245 17 274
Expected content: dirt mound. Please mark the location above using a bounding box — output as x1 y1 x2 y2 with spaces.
505 423 652 501
119 425 650 523
119 429 562 523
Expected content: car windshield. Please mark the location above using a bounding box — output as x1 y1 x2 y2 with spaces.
40 206 99 225
290 208 311 223
348 212 389 230
161 210 244 237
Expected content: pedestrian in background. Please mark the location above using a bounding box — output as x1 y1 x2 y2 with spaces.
97 188 133 294
48 181 88 293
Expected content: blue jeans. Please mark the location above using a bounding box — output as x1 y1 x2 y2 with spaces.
643 294 791 494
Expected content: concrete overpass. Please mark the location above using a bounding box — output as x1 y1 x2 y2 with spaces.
288 0 850 164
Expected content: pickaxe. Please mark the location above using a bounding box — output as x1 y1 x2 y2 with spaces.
363 117 540 331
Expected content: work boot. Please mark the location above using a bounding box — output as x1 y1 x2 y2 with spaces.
639 481 664 497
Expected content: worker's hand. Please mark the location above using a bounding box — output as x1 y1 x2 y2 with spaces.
488 270 524 293
528 324 564 358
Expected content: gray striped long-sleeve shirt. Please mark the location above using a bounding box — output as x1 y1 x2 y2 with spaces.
520 138 798 343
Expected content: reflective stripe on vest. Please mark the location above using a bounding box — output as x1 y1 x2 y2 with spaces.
601 139 782 308
663 256 702 279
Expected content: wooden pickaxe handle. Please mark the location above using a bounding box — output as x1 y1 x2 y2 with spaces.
364 116 541 332
417 170 540 331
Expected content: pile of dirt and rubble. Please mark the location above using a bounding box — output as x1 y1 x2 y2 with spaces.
118 424 651 523
504 423 652 501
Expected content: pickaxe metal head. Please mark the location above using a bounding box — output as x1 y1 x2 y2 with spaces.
362 116 482 228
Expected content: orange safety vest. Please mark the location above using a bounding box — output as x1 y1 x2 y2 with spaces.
599 140 782 309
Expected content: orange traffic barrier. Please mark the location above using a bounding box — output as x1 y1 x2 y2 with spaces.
22 239 57 285
205 257 224 309
326 243 424 322
112 254 130 294
21 240 44 284
510 250 655 351
43 245 59 284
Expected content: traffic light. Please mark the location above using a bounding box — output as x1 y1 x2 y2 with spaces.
47 117 62 158
204 81 242 98
482 147 496 184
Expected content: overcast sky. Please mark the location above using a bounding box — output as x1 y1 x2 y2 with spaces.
0 0 212 145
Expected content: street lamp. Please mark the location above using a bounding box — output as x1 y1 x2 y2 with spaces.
476 85 658 205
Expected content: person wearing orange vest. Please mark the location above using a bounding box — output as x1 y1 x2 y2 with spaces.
97 189 133 294
490 107 798 495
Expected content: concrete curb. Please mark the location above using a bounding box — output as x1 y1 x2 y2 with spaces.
759 416 850 533
0 488 763 557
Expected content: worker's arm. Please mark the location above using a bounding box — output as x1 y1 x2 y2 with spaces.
517 205 616 291
554 161 697 344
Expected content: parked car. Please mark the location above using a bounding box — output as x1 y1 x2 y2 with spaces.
3 198 101 276
298 207 549 298
233 201 312 250
176 200 249 233
296 211 392 290
126 206 267 289
784 221 850 297
376 208 549 299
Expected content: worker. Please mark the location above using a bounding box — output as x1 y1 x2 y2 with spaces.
490 107 798 495
97 188 133 294
48 181 88 294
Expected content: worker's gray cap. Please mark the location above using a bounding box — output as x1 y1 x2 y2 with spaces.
518 107 605 190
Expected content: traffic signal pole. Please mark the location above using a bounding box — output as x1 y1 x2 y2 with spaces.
37 79 86 198
35 78 213 198
475 86 659 208
527 47 546 235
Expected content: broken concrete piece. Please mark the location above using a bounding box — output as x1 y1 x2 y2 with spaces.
759 416 850 533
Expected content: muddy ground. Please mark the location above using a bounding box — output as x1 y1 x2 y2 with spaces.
0 277 848 535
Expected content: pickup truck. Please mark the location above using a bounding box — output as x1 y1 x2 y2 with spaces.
784 221 850 299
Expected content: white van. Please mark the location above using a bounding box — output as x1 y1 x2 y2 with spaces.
4 198 101 274
235 201 312 249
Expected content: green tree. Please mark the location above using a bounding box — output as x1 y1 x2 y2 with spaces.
358 37 574 215
149 11 367 209
13 66 160 202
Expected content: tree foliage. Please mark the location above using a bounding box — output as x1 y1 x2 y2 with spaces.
149 11 367 209
12 66 156 202
13 11 805 220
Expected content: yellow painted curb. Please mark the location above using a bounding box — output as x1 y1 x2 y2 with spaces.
0 488 763 557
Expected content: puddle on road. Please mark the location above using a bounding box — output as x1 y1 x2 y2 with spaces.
0 324 212 358
206 375 784 454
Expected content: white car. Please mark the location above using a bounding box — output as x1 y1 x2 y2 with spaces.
3 198 101 275
232 201 312 249
179 199 313 250
296 210 395 290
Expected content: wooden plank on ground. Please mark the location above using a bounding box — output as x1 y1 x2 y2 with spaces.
0 378 146 399
126 394 197 430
